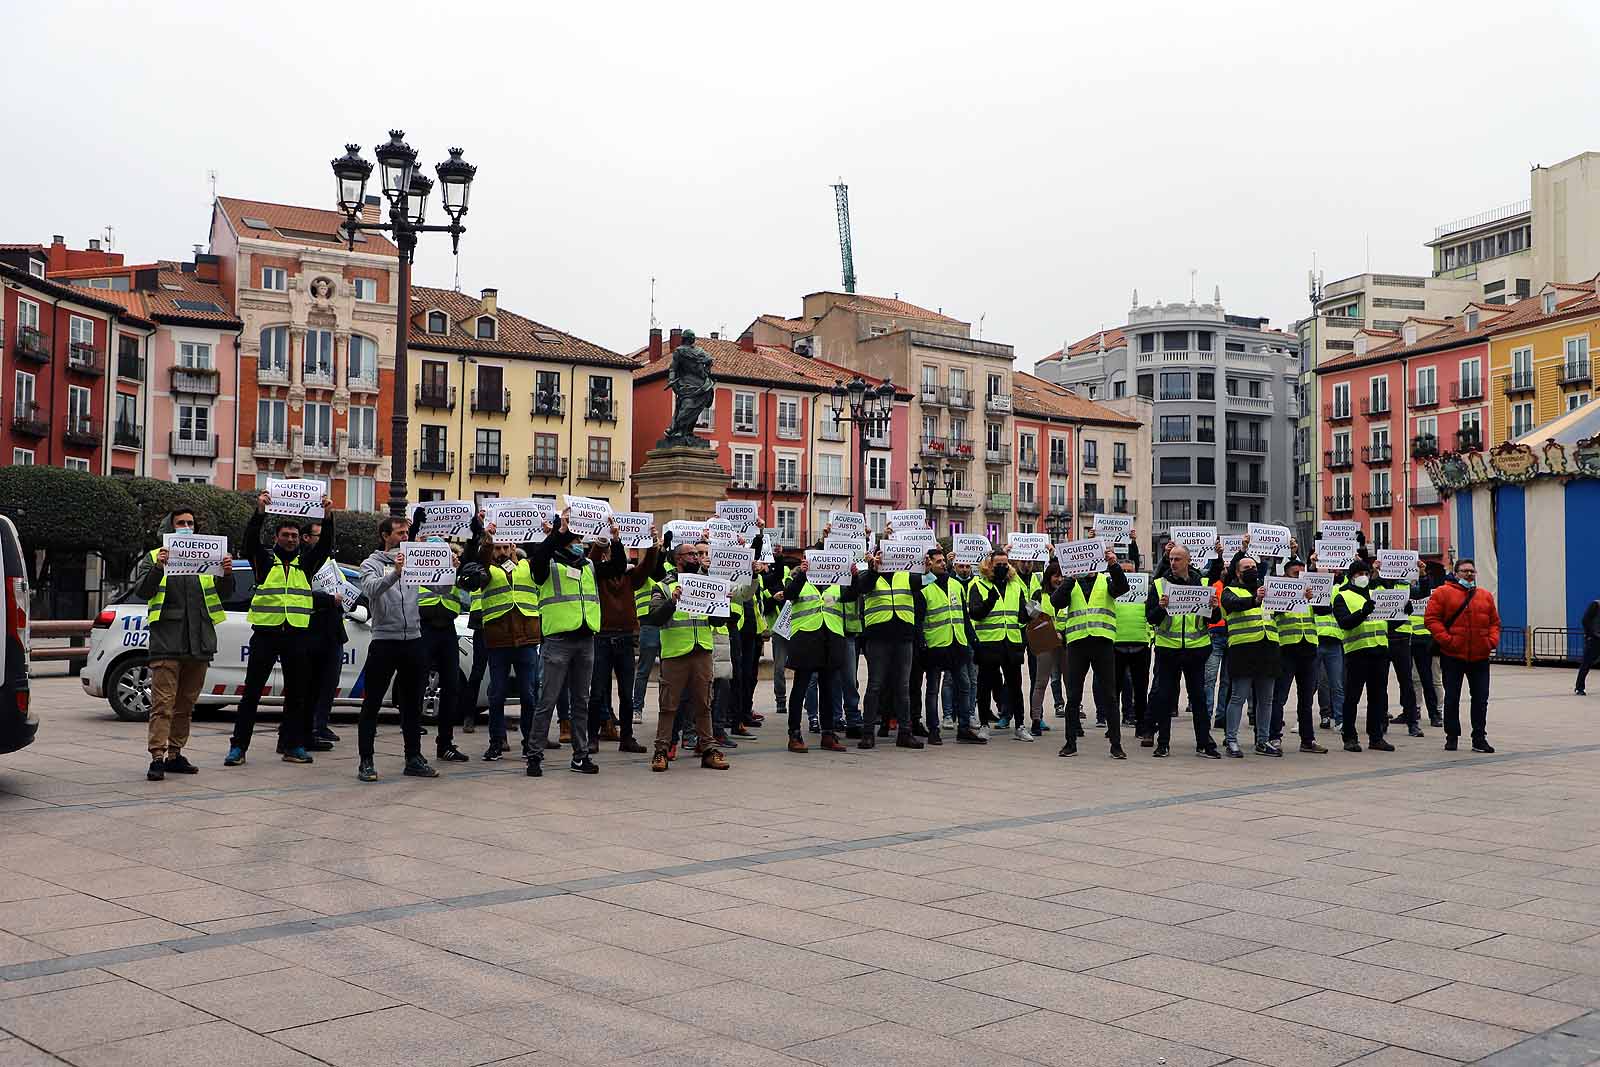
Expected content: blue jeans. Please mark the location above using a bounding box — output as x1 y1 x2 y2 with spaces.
1225 672 1275 747
1206 628 1231 721
1316 639 1345 728
487 644 541 747
632 625 660 722
942 647 977 729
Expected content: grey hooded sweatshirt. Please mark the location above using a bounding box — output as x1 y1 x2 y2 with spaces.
360 547 423 642
131 511 237 660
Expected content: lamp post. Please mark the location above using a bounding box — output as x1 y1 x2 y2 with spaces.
1045 507 1073 542
331 132 476 518
828 376 897 516
909 461 956 514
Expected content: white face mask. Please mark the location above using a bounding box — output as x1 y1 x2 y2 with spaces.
1352 575 1370 589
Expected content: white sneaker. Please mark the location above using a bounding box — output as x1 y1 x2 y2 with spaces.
977 725 991 741
1013 725 1034 742
632 710 643 725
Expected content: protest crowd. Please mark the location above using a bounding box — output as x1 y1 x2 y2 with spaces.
134 493 1504 783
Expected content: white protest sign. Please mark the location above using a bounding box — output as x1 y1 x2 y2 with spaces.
804 549 853 586
1315 539 1359 571
952 533 992 565
1055 537 1107 577
759 529 776 563
824 536 868 561
1412 593 1430 618
1007 532 1051 562
879 540 927 574
484 497 556 544
161 533 228 577
1264 576 1310 613
897 528 938 548
1304 572 1335 607
265 478 326 519
313 560 361 612
886 508 928 532
677 573 731 617
417 499 474 539
1093 514 1134 546
703 517 740 545
614 511 654 549
1171 525 1218 564
1118 572 1150 604
399 542 454 587
1220 534 1246 560
770 601 794 640
709 545 754 581
828 511 866 538
663 519 704 545
1377 549 1420 582
564 495 613 538
1370 588 1410 620
1322 520 1361 541
1247 523 1292 558
715 500 761 536
1164 584 1216 616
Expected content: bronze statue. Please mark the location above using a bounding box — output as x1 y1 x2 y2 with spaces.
661 329 715 447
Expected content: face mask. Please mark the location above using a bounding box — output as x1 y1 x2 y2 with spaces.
1459 578 1475 589
992 564 1009 579
1241 571 1259 590
677 559 700 574
1352 575 1370 589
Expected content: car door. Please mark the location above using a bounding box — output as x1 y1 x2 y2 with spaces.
211 563 281 700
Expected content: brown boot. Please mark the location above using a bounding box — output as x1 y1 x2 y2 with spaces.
700 748 730 770
651 750 669 772
821 732 847 752
559 722 572 745
599 721 620 742
788 735 808 754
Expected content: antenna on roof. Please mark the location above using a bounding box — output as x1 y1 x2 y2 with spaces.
649 277 658 329
207 168 218 201
977 312 986 339
1189 268 1197 303
102 226 115 251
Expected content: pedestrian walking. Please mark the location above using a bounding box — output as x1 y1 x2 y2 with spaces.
1576 594 1600 695
1425 557 1499 753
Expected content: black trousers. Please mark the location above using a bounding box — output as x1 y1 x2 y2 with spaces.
863 637 913 733
1342 646 1390 744
420 626 461 752
738 628 762 725
1115 646 1151 731
1273 648 1318 743
1150 646 1212 750
358 638 425 761
1388 634 1418 725
1441 654 1491 742
1066 637 1120 747
977 659 1023 728
306 638 344 736
588 632 637 744
1578 637 1600 692
1413 637 1440 719
789 668 836 736
231 626 310 752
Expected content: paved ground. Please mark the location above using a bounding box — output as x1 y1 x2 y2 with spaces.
3 667 1600 1066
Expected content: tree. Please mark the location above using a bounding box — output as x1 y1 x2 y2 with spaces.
0 465 141 585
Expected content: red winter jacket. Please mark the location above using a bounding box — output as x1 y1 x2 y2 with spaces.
1426 578 1500 661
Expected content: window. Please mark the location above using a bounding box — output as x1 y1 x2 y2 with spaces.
733 391 757 432
260 326 290 373
1332 382 1351 418
476 316 497 340
348 335 377 383
427 310 448 334
261 267 286 291
1569 393 1590 412
532 369 561 415
1566 336 1591 376
588 436 612 470
1511 401 1535 437
1197 457 1215 485
257 399 287 444
1543 292 1557 315
1158 500 1191 522
115 393 138 434
1226 340 1246 353
13 370 36 417
1370 520 1391 551
303 402 332 449
948 368 966 399
1111 378 1126 399
1248 379 1263 399
986 422 1003 451
1158 415 1190 442
478 364 505 410
778 397 800 438
353 277 377 302
921 365 938 396
349 405 377 450
1197 332 1214 352
12 449 33 465
421 360 448 399
177 403 210 442
1332 430 1351 462
1159 457 1191 484
1417 415 1438 440
1197 372 1214 400
1249 503 1262 522
1415 366 1437 405
1511 346 1533 388
1418 515 1439 551
1049 436 1067 470
179 341 212 369
1459 409 1481 438
68 385 92 430
868 455 888 492
1082 439 1098 469
1162 331 1187 352
420 425 448 457
348 476 375 512
69 315 95 348
775 507 799 544
950 416 967 445
1459 357 1482 397
1159 372 1190 400
1049 481 1067 508
26 259 43 279
304 329 333 379
1086 384 1098 399
817 453 843 494
65 457 90 472
1226 377 1239 396
1137 374 1154 399
1197 415 1216 442
949 520 964 536
732 450 756 487
1017 479 1035 506
532 432 557 471
1226 502 1240 523
1371 426 1390 452
477 428 504 463
1196 499 1214 520
1139 334 1155 353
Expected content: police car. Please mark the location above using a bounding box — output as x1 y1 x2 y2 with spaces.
82 561 483 723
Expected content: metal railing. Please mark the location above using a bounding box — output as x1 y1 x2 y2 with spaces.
1050 458 1070 476
865 480 902 502
1359 394 1391 416
170 431 217 458
1409 485 1442 507
985 393 1012 414
984 492 1011 512
528 455 567 479
531 391 564 417
414 449 453 474
253 432 290 457
1325 448 1354 470
1324 494 1354 515
1016 499 1041 515
919 386 944 407
1500 371 1536 395
985 444 1011 465
474 387 512 414
116 351 145 381
1324 403 1353 423
67 343 105 376
1411 434 1440 458
63 417 100 447
14 326 50 363
257 361 290 385
342 437 380 462
1362 490 1393 511
1560 361 1592 387
585 397 618 423
11 403 48 437
1433 199 1530 242
577 459 625 483
1226 479 1268 495
172 366 221 395
1017 450 1039 472
1362 444 1393 466
1450 379 1484 402
920 435 947 458
1408 388 1439 409
113 422 143 449
1226 435 1268 454
945 437 975 460
1456 429 1483 451
302 366 335 388
946 387 973 409
473 452 510 476
347 370 380 393
415 384 456 410
814 477 851 497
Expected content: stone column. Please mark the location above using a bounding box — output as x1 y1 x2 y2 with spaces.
632 445 731 525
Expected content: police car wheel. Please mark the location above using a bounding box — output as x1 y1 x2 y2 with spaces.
108 656 153 722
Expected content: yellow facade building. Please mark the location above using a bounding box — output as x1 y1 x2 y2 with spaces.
406 286 635 509
1487 279 1600 442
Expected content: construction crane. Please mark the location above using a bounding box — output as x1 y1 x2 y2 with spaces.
832 180 856 294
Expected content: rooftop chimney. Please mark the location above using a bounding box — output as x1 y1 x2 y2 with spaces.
480 287 498 315
709 331 720 340
669 327 683 351
195 253 220 283
648 327 663 361
88 238 101 251
52 235 64 246
738 330 756 353
361 195 382 224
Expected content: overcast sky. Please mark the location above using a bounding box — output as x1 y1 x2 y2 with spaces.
5 1 1598 370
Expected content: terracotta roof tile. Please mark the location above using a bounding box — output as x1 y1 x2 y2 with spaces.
0 262 154 327
408 285 632 368
755 314 811 335
143 270 242 327
1012 371 1140 427
216 196 399 255
633 337 878 391
806 291 966 326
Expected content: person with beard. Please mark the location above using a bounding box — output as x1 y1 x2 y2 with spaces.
1334 556 1393 753
1426 557 1499 753
1050 543 1129 758
527 509 601 777
1218 547 1281 758
1145 541 1218 759
586 521 658 756
642 541 729 772
969 549 1028 740
779 556 849 753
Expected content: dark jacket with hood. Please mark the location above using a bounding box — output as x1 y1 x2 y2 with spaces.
131 511 238 660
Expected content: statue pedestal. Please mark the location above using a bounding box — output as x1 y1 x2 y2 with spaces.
632 445 730 524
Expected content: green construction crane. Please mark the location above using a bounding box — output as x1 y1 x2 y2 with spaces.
832 180 856 294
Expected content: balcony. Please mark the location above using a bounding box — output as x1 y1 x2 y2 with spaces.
985 392 1012 414
1455 428 1483 451
946 387 973 410
1362 490 1393 512
62 417 100 447
1076 497 1103 515
1324 403 1353 424
531 391 564 417
347 370 380 394
258 360 290 386
866 480 902 503
1408 387 1439 410
471 387 511 415
814 476 851 497
985 444 1011 465
1361 444 1393 466
919 386 944 407
949 488 979 510
1324 494 1354 515
586 396 618 423
817 420 846 442
1049 458 1070 477
945 437 975 461
253 432 290 458
920 435 948 459
1227 391 1274 412
342 436 381 463
769 471 806 495
14 326 50 364
170 431 217 459
112 422 143 449
299 433 335 460
731 470 757 490
474 452 511 478
528 454 567 480
577 459 626 483
67 344 105 377
1411 434 1440 459
1226 478 1269 496
1225 434 1268 454
116 351 145 382
11 403 48 437
1325 448 1354 470
1500 371 1536 396
1016 498 1041 516
1017 450 1040 472
1359 395 1391 417
1081 454 1099 472
302 365 335 389
1450 379 1484 403
985 493 1012 514
1414 536 1443 557
172 366 221 396
415 383 456 411
1560 361 1592 387
414 449 453 474
1409 484 1442 507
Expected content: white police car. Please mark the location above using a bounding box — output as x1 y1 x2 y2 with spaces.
82 562 483 723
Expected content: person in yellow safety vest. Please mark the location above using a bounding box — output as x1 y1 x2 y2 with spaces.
1010 558 1046 733
585 523 659 756
1049 542 1130 759
1332 556 1394 753
414 508 489 768
778 556 851 753
854 532 927 750
226 489 334 770
1025 565 1070 740
909 547 965 746
1407 568 1442 729
131 506 236 781
1268 555 1328 756
1112 560 1154 746
640 541 730 772
968 549 1030 743
631 543 677 737
724 536 770 741
1379 562 1423 740
1217 548 1281 758
1145 541 1219 758
1309 537 1350 733
476 536 542 762
525 508 603 778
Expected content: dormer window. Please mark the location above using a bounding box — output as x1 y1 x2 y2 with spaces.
1465 310 1479 331
1355 336 1368 356
476 316 497 340
427 311 447 334
1403 324 1417 346
1542 291 1557 315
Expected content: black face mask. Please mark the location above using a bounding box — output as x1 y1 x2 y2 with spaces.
677 559 700 575
1241 570 1260 590
992 564 1009 580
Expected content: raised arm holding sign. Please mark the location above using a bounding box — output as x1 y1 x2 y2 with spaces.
265 478 327 519
161 533 229 577
483 498 556 544
1055 537 1107 577
399 542 454 588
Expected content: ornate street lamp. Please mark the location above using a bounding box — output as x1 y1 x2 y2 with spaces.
829 376 896 515
1046 507 1072 542
910 462 956 513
